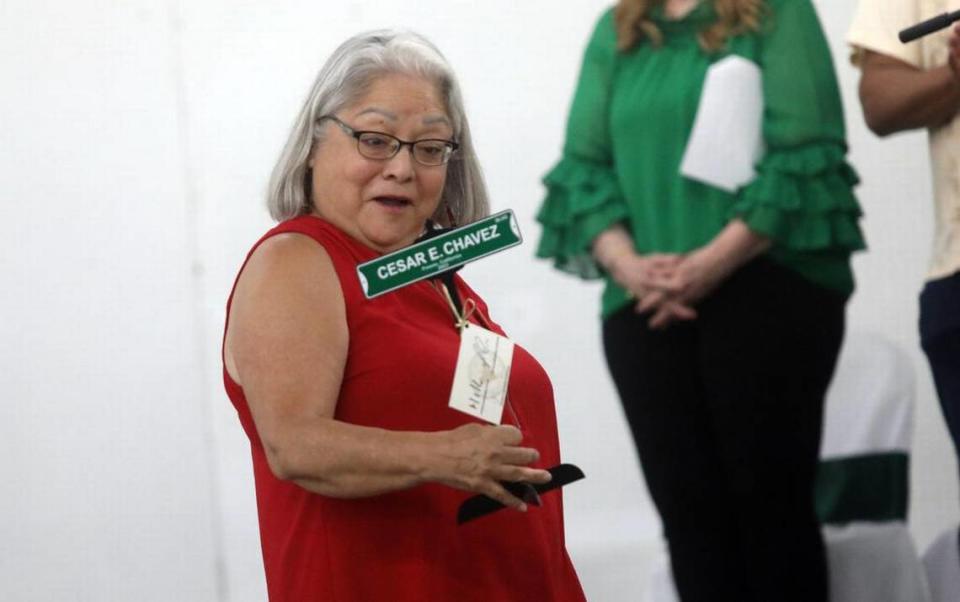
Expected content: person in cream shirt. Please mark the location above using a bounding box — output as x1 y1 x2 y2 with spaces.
849 2 960 514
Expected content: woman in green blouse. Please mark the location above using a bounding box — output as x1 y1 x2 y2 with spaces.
537 1 864 600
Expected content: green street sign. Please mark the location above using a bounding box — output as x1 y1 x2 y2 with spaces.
357 209 522 299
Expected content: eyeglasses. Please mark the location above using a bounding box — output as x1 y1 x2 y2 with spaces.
319 115 459 166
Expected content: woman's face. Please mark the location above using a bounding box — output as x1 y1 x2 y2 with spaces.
309 73 453 253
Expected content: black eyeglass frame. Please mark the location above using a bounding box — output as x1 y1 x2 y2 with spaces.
319 115 459 166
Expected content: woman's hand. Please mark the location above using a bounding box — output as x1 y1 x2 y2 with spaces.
592 225 698 325
639 247 728 329
428 424 552 512
652 246 729 305
594 226 681 295
608 252 684 300
640 220 771 329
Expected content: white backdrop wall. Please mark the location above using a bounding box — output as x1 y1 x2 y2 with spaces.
2 1 955 600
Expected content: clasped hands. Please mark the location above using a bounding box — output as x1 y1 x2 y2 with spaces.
608 247 730 330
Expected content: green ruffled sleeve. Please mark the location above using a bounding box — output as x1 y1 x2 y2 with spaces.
536 10 629 279
731 0 865 253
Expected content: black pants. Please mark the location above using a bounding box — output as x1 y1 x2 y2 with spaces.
602 258 846 602
920 271 960 484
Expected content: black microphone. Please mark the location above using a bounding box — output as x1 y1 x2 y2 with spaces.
899 9 960 43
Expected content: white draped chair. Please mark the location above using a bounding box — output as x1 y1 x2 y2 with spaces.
817 331 928 602
923 526 960 602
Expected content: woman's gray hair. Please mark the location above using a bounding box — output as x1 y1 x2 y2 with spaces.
267 29 489 226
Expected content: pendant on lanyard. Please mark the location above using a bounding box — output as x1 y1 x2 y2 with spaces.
434 279 520 429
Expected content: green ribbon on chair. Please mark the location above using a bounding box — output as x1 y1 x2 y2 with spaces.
814 452 909 524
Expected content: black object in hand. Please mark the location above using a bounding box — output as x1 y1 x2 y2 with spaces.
899 9 960 43
456 463 586 525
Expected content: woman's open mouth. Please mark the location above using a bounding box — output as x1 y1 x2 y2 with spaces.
374 196 412 210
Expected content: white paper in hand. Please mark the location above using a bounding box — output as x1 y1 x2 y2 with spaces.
679 55 765 193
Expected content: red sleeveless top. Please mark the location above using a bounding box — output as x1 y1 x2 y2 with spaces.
223 216 585 601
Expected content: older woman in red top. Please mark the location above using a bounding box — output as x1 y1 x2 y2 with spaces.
222 30 585 601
